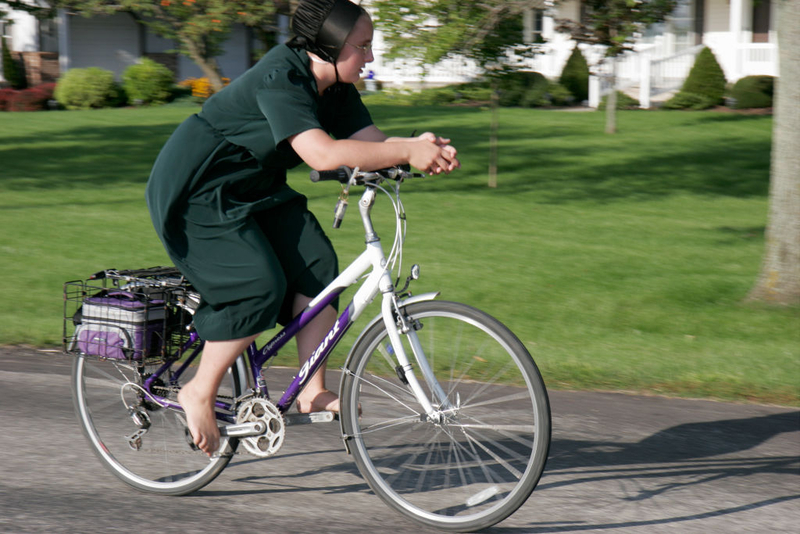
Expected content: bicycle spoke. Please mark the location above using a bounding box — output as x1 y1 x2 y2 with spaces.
357 414 421 436
460 390 535 411
347 370 421 415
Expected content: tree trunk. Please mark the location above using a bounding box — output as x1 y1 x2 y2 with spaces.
748 0 800 305
183 38 225 92
488 82 499 188
605 57 617 134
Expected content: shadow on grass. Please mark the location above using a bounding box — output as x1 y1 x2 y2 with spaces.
410 113 770 202
1 123 177 191
1 107 772 204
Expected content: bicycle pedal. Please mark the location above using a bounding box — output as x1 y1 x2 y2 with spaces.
284 411 336 426
184 427 200 452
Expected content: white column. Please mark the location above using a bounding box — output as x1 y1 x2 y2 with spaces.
729 0 744 80
588 75 600 108
57 9 70 74
639 49 651 109
523 8 534 44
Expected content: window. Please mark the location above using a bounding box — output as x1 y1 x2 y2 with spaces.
1 20 12 44
669 0 694 51
39 18 59 52
752 0 771 43
642 0 696 53
523 8 545 44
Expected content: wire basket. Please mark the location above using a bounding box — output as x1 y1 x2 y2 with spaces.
63 267 199 364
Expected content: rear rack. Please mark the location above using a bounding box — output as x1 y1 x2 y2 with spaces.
63 266 199 364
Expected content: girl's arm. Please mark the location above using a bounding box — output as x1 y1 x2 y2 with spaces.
288 127 459 175
350 125 454 149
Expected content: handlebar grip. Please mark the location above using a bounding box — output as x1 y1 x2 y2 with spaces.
310 166 352 183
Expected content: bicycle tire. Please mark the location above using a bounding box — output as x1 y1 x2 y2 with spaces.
340 301 550 532
72 341 246 495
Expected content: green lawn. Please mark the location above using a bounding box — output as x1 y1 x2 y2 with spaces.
1 104 797 405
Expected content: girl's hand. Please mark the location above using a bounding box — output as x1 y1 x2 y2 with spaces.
417 132 451 147
408 138 460 175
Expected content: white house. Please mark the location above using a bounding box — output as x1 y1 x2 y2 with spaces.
1 0 779 108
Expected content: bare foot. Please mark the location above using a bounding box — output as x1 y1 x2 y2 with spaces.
296 389 340 413
177 381 220 457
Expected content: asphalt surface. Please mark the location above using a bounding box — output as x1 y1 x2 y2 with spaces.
1 346 798 533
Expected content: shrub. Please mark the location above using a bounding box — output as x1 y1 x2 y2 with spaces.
729 75 774 109
424 82 493 105
54 67 122 109
662 91 717 110
0 87 15 111
2 83 56 111
495 70 548 107
2 36 27 90
667 47 727 109
122 58 174 105
559 46 590 103
598 91 640 110
545 81 575 107
438 83 492 104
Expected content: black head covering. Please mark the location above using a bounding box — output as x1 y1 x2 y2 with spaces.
290 0 367 63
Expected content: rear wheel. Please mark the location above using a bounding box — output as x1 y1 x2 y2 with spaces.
340 301 550 531
72 340 246 495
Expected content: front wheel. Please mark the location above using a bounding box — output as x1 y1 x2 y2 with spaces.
340 301 551 532
72 340 246 495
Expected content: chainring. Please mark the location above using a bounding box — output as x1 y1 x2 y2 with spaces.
235 397 285 458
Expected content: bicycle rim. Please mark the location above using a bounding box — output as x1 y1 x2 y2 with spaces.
72 346 243 495
342 301 550 532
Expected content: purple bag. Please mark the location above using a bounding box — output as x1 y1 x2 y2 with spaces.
74 291 166 360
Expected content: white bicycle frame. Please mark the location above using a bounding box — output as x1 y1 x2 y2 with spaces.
303 177 450 421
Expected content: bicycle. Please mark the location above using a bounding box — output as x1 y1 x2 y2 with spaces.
63 166 551 532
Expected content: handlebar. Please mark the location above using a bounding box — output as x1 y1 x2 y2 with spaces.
309 165 422 185
309 165 423 229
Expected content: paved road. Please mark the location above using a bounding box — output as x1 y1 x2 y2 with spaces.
1 347 798 533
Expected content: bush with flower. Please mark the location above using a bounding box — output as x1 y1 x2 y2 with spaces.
178 76 231 100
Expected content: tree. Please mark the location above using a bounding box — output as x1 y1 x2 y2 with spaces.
2 35 26 89
372 1 547 70
556 0 676 133
748 0 800 306
559 45 590 102
373 1 547 188
52 1 280 91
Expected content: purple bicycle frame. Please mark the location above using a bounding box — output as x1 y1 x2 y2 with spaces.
142 286 353 422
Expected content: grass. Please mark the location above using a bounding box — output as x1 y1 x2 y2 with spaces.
0 104 797 405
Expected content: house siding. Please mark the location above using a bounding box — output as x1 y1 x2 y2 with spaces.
67 13 140 76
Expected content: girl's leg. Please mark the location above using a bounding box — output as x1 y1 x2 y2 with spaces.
178 334 259 456
293 293 340 413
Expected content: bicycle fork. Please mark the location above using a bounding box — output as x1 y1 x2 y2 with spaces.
380 291 453 423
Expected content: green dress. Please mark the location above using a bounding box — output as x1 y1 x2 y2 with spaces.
145 44 373 341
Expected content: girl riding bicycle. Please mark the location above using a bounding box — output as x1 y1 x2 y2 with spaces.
145 0 460 456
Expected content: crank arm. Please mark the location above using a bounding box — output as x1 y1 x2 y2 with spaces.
284 411 336 426
219 421 267 437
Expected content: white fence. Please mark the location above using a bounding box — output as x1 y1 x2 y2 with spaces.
588 42 776 109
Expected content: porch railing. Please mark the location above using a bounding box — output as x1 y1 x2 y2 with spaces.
589 43 776 109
